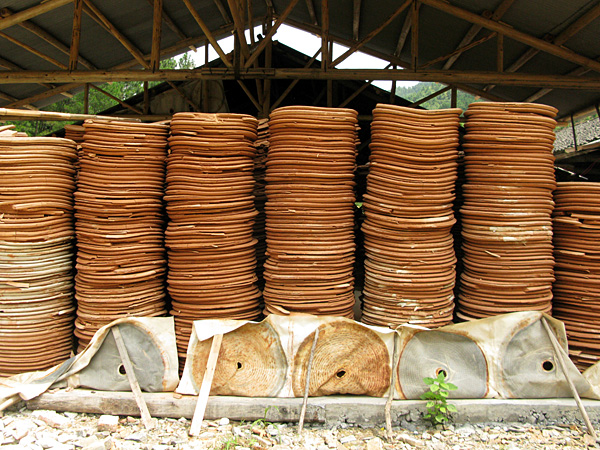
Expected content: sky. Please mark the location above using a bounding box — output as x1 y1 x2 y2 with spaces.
183 24 418 92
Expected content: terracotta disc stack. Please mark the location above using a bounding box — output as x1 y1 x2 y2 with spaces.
263 106 358 318
165 112 261 360
0 137 78 376
253 119 269 291
361 104 461 328
552 182 600 370
457 102 558 321
74 120 169 351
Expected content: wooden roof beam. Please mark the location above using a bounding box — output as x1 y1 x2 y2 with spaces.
69 0 83 71
442 0 515 70
226 0 251 60
83 0 149 68
284 16 506 102
0 7 95 70
151 0 162 71
0 68 599 90
305 0 317 26
485 2 600 92
420 31 497 69
182 0 233 69
394 3 419 57
144 0 195 50
0 30 67 68
244 0 301 68
213 0 233 24
331 0 411 68
420 0 600 75
353 0 361 41
321 0 329 70
0 0 72 31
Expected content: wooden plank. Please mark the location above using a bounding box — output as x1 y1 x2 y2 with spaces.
111 326 154 430
244 0 301 68
151 0 163 71
69 0 83 71
0 0 72 31
420 0 600 75
189 334 223 436
0 107 145 122
183 0 233 69
332 0 412 68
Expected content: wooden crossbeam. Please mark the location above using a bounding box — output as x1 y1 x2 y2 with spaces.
226 0 251 60
213 0 233 24
409 84 451 107
525 59 597 103
0 68 598 90
442 0 515 70
69 0 83 71
420 0 600 75
420 31 496 69
182 0 233 68
244 0 301 68
0 0 72 31
237 80 261 111
332 0 411 68
0 30 67 69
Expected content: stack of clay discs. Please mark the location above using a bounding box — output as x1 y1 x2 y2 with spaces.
361 104 461 328
73 120 169 351
263 106 358 318
253 118 269 290
552 182 600 369
456 102 558 321
165 113 262 360
64 125 85 145
0 137 78 376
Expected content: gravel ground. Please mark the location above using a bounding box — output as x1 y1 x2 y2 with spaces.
0 406 596 450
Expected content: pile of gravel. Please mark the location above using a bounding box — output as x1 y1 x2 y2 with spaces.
555 116 600 153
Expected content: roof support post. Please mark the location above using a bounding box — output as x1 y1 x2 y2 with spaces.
321 0 329 71
411 0 419 70
151 0 163 71
83 83 89 114
69 0 83 71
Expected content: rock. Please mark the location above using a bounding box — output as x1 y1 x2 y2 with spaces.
219 418 230 426
9 418 37 440
366 437 383 450
396 433 422 447
32 411 71 429
266 424 279 437
97 416 119 433
81 437 112 450
36 436 61 449
124 431 146 442
323 432 337 449
197 431 217 439
455 424 476 436
339 435 356 444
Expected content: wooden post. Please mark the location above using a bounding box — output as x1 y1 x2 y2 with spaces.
69 0 83 71
83 83 89 114
111 326 154 430
189 334 223 436
321 0 329 71
389 65 397 104
451 86 457 108
411 0 419 70
151 0 163 71
143 81 149 114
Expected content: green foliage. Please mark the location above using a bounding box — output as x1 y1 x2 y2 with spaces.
420 372 458 425
395 82 482 111
9 53 196 137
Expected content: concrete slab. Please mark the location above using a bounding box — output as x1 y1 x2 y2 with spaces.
24 389 600 427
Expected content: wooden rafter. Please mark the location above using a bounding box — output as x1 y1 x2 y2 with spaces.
332 0 412 68
0 0 72 31
0 68 598 90
213 0 233 24
244 0 301 68
420 31 497 69
0 30 67 68
394 3 419 57
497 33 503 72
69 0 83 71
0 54 59 97
182 0 233 69
226 0 251 60
305 0 317 26
83 0 148 68
485 2 600 92
0 7 95 70
151 0 163 71
89 83 143 114
353 0 361 41
420 0 600 75
442 0 515 70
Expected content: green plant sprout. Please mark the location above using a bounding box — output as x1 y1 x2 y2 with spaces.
420 371 458 425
